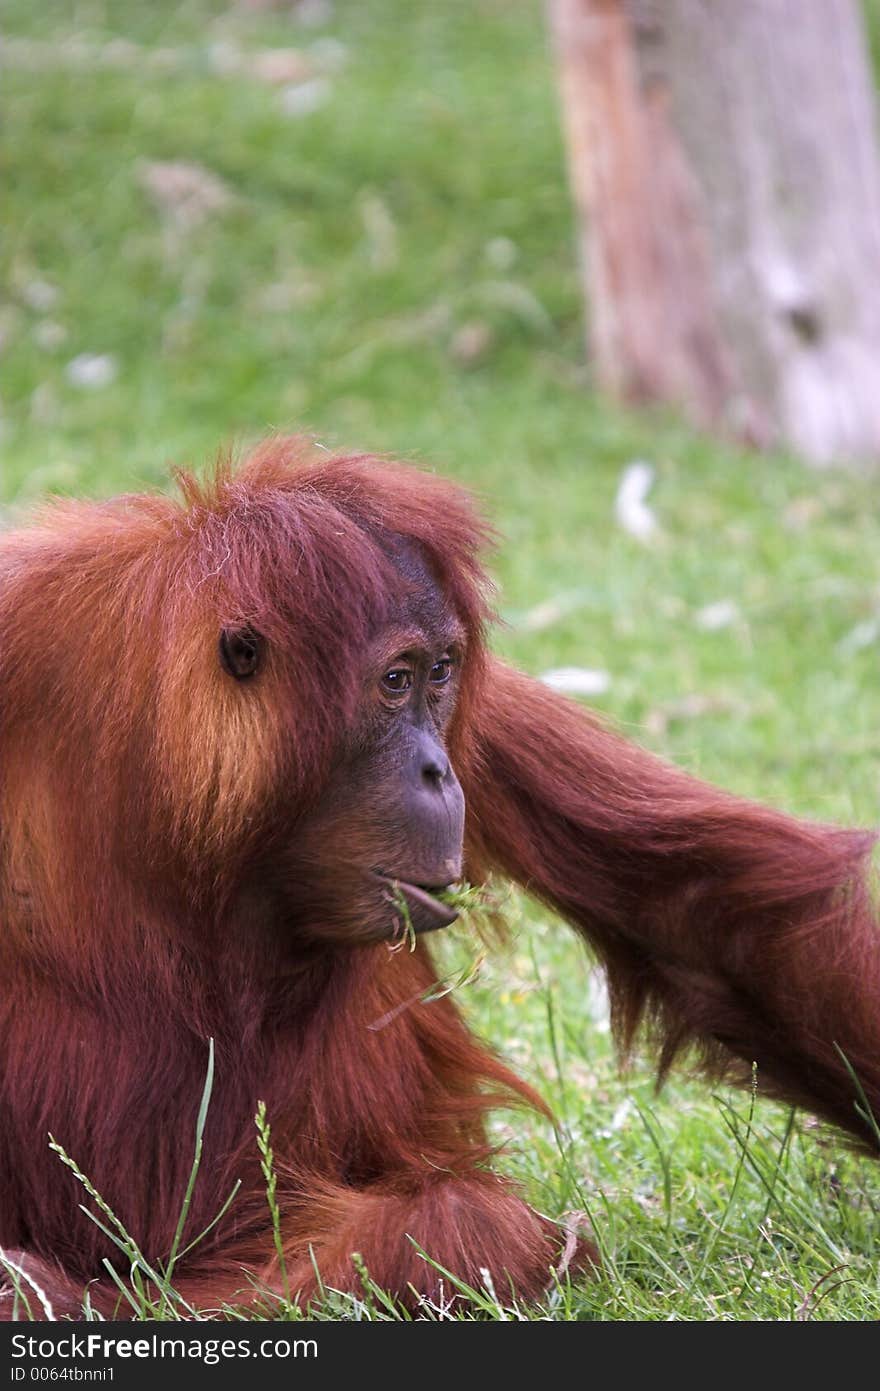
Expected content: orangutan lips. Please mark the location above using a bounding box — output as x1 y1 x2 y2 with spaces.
377 875 461 934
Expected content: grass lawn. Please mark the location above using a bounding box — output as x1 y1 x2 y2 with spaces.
3 0 880 1320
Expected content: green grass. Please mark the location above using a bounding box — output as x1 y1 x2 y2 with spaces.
4 0 880 1321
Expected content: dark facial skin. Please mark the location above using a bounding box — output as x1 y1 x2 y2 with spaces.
287 621 466 944
227 561 468 948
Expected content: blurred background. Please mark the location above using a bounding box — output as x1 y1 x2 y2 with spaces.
4 0 880 1318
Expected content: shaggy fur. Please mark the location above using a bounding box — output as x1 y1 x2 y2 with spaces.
1 437 877 1318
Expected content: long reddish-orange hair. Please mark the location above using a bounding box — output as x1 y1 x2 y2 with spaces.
2 436 878 1319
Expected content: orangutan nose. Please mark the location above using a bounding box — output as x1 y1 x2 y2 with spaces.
421 746 451 785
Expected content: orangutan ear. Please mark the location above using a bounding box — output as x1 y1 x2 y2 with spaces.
219 627 262 680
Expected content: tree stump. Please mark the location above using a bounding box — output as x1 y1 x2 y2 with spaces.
549 0 880 466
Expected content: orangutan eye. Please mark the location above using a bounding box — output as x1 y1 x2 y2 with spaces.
219 628 261 680
429 656 453 685
381 667 413 696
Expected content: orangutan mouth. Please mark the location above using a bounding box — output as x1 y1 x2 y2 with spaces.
375 873 461 934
